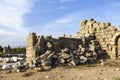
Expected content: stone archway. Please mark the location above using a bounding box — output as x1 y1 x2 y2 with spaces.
117 37 120 59
111 32 120 59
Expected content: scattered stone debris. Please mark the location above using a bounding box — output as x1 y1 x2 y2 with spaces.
5 69 11 74
45 76 50 79
115 68 120 71
100 59 109 66
33 67 41 72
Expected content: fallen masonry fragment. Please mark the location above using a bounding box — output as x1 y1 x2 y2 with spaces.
26 18 120 70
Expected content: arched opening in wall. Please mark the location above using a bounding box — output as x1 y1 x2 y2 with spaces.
115 35 120 59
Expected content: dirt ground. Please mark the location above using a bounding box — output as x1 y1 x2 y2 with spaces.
0 60 120 80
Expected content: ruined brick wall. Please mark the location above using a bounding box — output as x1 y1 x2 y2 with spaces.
77 19 120 59
26 33 37 63
26 33 82 63
26 33 45 63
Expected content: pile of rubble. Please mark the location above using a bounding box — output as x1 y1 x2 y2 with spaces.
0 61 28 73
34 35 107 71
0 55 26 73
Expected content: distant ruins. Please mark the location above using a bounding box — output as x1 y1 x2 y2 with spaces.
26 19 120 69
3 45 11 54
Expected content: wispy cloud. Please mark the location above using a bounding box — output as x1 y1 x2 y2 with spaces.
0 0 37 47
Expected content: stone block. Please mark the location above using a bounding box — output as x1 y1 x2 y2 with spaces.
41 66 52 71
80 20 87 26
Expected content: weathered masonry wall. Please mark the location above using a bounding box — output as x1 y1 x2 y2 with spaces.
26 33 82 63
26 33 46 63
77 19 120 59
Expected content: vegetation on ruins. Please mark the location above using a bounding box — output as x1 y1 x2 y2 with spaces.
11 47 26 54
0 45 26 54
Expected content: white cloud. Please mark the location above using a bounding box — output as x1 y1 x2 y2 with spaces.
0 0 36 47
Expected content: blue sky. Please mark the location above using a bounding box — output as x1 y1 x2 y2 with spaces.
0 0 120 47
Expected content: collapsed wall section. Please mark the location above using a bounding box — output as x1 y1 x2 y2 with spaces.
26 33 82 63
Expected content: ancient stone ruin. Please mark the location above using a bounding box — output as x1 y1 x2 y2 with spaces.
3 45 11 54
77 19 120 59
26 19 120 70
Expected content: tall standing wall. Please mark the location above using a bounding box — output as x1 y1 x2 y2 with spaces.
77 19 120 59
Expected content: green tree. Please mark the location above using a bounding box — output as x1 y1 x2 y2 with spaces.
0 45 3 52
11 47 26 54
